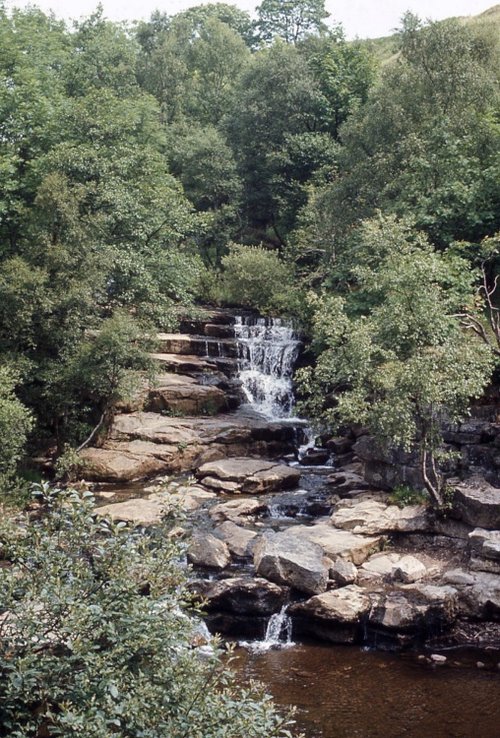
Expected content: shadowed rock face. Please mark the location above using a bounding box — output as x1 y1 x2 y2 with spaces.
190 577 288 616
453 478 500 529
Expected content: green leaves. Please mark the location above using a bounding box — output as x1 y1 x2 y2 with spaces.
299 215 495 504
0 489 296 737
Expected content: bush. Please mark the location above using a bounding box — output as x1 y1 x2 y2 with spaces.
219 243 298 314
0 367 33 495
0 486 297 738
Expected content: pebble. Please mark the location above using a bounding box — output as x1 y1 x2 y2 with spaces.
430 654 447 664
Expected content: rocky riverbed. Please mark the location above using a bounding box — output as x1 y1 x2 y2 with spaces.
79 309 500 652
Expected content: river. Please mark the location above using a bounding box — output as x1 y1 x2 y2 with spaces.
235 642 500 738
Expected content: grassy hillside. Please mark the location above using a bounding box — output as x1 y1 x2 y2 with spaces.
356 4 500 66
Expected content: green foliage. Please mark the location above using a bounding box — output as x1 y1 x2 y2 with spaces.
389 485 428 508
302 15 500 249
0 367 32 493
256 0 329 45
298 216 495 505
219 243 298 314
0 486 297 737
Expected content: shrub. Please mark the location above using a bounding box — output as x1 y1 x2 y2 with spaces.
219 243 297 314
0 367 33 495
0 486 297 738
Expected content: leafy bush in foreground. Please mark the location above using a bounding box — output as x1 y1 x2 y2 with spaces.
0 487 296 738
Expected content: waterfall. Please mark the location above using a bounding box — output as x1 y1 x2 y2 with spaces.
234 316 301 419
239 604 293 653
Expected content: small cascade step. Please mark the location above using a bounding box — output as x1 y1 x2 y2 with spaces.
179 308 237 337
151 353 239 379
157 333 238 359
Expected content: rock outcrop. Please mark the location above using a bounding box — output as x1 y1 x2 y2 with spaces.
196 457 301 494
253 531 330 595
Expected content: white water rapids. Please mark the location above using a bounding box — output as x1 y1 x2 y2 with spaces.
234 316 301 419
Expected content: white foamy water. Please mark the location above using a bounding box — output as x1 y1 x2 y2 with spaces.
234 316 301 419
239 604 294 653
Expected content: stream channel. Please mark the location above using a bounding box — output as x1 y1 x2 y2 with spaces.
97 315 500 737
229 317 500 738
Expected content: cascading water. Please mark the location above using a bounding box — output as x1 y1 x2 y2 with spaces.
234 316 301 419
239 604 293 653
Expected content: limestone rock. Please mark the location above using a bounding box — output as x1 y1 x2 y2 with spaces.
391 555 427 583
299 448 330 466
326 471 372 495
253 531 329 595
147 373 228 416
196 457 300 494
209 498 265 524
331 498 428 535
96 494 168 526
192 577 287 616
290 585 371 643
359 552 403 581
79 443 171 482
187 532 231 569
469 528 500 574
287 523 382 565
79 410 297 482
214 521 258 558
460 572 500 619
369 585 458 634
143 483 217 512
330 558 358 586
442 569 475 586
453 478 500 529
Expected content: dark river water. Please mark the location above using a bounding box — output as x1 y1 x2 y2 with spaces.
234 643 500 738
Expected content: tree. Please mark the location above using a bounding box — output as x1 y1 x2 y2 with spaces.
304 16 500 249
225 42 327 239
0 367 32 493
137 11 250 126
256 0 329 45
168 124 243 264
298 216 494 506
0 486 297 737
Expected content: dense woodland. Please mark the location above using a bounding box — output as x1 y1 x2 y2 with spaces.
0 2 500 733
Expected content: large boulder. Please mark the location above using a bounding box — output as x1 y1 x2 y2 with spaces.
253 531 330 595
214 521 259 558
193 577 287 616
147 374 229 416
187 532 231 569
290 585 371 643
287 523 383 565
369 585 458 639
331 498 429 535
453 478 500 529
96 493 168 526
196 457 300 494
